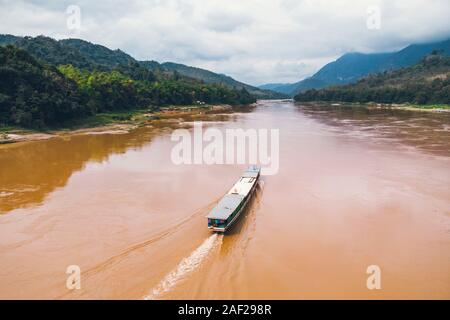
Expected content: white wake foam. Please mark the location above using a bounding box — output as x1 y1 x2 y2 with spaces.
144 233 222 299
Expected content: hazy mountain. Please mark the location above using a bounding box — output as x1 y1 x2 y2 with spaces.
311 52 392 84
260 78 330 95
0 34 283 99
161 62 284 99
294 53 450 105
258 83 288 91
262 38 450 96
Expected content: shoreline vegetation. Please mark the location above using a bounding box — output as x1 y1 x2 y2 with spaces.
2 100 448 145
1 36 448 146
0 103 253 145
0 44 257 132
294 54 450 106
295 101 450 112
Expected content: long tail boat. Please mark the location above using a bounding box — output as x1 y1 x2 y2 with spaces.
207 165 261 232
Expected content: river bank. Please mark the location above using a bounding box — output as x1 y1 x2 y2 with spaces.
1 100 448 299
295 101 450 112
0 104 249 145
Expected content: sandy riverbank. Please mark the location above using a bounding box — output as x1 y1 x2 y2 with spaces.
0 104 243 145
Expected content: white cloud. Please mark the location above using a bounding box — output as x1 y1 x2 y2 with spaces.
0 0 449 85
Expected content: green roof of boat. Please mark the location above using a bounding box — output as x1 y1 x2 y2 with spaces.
207 194 245 220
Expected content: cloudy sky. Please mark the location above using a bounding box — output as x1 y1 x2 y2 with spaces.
1 0 449 85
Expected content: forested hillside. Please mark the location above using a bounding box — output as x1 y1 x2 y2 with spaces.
0 46 86 127
0 34 283 99
0 45 255 128
263 38 450 96
294 53 450 105
160 62 284 99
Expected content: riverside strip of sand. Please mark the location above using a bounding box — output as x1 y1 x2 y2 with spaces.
0 104 241 145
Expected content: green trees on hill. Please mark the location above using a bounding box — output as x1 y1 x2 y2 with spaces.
1 35 282 99
57 65 143 113
294 54 450 105
58 64 255 112
0 45 256 128
0 46 87 128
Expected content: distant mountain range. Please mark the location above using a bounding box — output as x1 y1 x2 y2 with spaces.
261 38 450 96
159 61 283 99
0 34 284 99
294 53 450 105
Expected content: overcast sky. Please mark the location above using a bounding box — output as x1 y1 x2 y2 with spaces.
1 0 449 85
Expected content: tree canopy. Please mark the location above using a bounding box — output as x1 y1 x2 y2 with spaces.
294 54 450 105
0 45 255 128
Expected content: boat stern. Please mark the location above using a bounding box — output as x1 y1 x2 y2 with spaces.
208 218 227 232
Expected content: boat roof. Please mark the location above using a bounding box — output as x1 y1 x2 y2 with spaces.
228 176 257 196
207 194 245 220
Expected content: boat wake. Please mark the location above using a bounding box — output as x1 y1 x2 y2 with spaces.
144 233 223 300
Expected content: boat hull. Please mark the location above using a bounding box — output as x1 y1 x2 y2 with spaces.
210 175 259 233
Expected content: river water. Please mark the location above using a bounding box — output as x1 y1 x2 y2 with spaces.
0 100 449 299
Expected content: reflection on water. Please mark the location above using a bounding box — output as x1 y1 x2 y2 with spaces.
0 128 157 213
297 103 450 157
0 100 449 299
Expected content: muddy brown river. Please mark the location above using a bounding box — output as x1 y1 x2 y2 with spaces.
0 100 449 299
